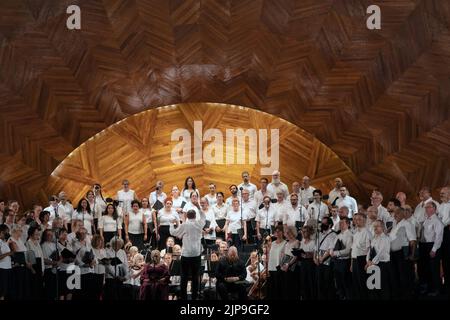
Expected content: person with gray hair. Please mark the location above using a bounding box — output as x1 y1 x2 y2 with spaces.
104 236 129 300
215 246 247 300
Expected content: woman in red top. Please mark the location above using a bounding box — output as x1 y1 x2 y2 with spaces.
139 250 170 300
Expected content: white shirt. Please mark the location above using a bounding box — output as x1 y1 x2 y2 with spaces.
256 206 276 229
421 214 444 253
238 182 258 200
254 189 271 207
299 186 316 207
300 239 316 253
26 239 44 271
73 211 94 234
336 196 358 218
267 182 289 200
307 201 329 221
283 204 308 227
225 195 241 207
331 216 340 232
351 227 372 258
169 210 206 257
58 202 74 224
127 210 145 234
105 248 129 280
117 189 136 214
333 229 353 259
376 205 391 223
41 241 57 271
0 239 12 269
149 191 167 208
246 263 264 283
44 205 59 227
182 202 201 221
328 188 340 205
181 188 200 201
368 233 390 263
158 209 179 226
212 203 228 221
438 201 450 226
93 195 107 220
242 199 257 220
390 219 416 251
203 209 217 241
414 197 440 224
172 196 187 210
204 194 217 207
141 208 153 224
98 215 122 232
226 209 246 234
268 240 286 271
92 248 107 274
273 200 290 222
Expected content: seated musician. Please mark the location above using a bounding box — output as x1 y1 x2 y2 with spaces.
215 246 247 300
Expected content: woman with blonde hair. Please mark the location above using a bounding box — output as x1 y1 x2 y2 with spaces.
299 225 316 300
280 226 301 299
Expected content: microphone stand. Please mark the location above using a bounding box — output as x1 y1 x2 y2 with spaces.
54 227 59 300
315 200 322 299
239 189 244 251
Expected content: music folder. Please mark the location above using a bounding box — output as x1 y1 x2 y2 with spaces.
152 200 164 211
216 219 226 229
180 201 187 209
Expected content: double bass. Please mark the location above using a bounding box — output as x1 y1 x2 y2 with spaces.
248 237 270 299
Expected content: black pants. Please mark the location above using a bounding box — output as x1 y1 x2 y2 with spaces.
44 268 56 300
216 219 226 241
390 249 410 299
318 264 335 300
333 259 352 300
282 266 300 299
230 233 243 249
104 278 122 300
180 255 201 300
128 233 145 251
217 281 247 300
351 256 368 299
368 261 391 300
103 231 116 245
300 258 316 300
30 259 44 299
418 242 441 293
246 219 256 243
442 227 450 297
158 226 171 251
267 270 283 300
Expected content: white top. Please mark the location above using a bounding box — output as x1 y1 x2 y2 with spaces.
203 209 217 240
300 239 316 253
242 199 257 219
26 239 44 271
268 240 286 271
105 248 129 280
212 203 228 220
414 197 440 224
246 263 265 283
158 209 179 226
98 215 122 232
273 200 290 222
172 196 187 210
93 195 107 220
333 229 353 259
149 191 167 208
368 233 390 263
182 188 200 201
238 182 258 200
225 195 241 207
331 216 340 232
73 211 94 234
169 210 206 257
10 237 27 252
254 189 271 207
319 230 337 251
407 216 421 241
390 219 416 251
41 241 57 271
226 209 246 234
256 206 276 229
421 214 444 253
376 205 391 224
328 188 340 205
0 239 12 269
438 201 450 226
19 224 29 243
336 196 358 218
204 194 217 207
284 239 300 255
307 202 329 221
299 186 316 207
117 189 136 214
351 227 372 258
92 248 107 274
58 202 74 223
267 182 289 200
141 208 153 224
283 204 308 227
128 210 145 234
182 203 201 221
44 205 59 227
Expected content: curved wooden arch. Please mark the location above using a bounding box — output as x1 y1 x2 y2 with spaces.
42 103 364 205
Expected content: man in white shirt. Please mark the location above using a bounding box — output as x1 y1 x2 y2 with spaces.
57 191 74 231
117 179 137 214
438 186 450 298
351 213 372 300
299 176 315 207
414 186 440 224
238 171 257 200
149 180 167 208
317 216 337 299
256 196 276 240
254 177 271 207
370 190 391 225
204 183 217 207
272 191 290 224
170 208 206 300
266 170 289 200
44 195 60 228
390 207 416 299
291 181 301 202
241 189 257 243
283 193 308 232
385 197 401 231
336 186 358 219
307 189 329 224
328 177 343 205
225 184 240 207
419 202 444 296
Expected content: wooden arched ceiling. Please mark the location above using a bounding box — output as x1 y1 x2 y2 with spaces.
42 103 362 205
0 0 449 207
